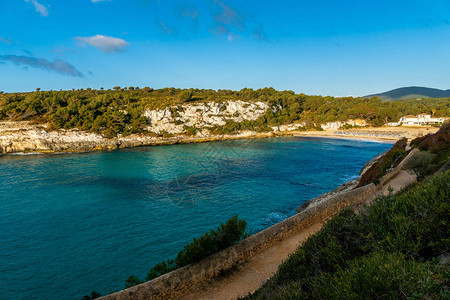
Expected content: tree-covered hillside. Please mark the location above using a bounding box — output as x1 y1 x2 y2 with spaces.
0 87 449 137
364 86 450 102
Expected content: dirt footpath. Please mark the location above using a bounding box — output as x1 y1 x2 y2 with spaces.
378 170 416 196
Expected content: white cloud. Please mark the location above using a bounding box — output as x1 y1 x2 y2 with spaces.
75 35 129 53
25 0 49 17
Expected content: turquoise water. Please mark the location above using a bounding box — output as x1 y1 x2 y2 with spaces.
0 137 392 299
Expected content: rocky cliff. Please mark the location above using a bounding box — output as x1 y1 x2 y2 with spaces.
144 100 270 134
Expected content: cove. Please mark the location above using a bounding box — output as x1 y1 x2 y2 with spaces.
0 136 392 299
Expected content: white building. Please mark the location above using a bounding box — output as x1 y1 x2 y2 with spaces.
393 114 447 126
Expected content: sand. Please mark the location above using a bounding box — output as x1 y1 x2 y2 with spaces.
291 126 439 142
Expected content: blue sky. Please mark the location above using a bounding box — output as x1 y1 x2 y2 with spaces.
1 0 449 96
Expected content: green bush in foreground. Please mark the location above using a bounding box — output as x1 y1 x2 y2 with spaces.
278 252 448 300
246 171 450 299
126 215 248 286
124 275 142 289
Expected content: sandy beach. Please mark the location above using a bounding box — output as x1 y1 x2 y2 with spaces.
291 126 439 142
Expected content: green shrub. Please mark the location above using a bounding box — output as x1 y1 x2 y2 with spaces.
411 121 450 154
79 291 101 300
177 90 193 103
272 252 448 300
183 126 197 136
160 130 174 138
128 216 248 284
312 252 448 299
410 123 450 177
124 275 142 288
339 124 367 130
145 260 177 281
174 215 248 267
210 119 272 135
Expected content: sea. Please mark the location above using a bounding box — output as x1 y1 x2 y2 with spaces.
0 136 392 299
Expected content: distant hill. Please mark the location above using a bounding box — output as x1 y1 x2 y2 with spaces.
364 86 450 102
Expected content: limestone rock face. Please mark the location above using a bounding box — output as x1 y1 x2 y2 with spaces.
144 100 269 134
272 123 306 132
0 120 276 154
320 119 367 131
0 122 110 153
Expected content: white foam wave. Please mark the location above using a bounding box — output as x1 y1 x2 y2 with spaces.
10 152 44 155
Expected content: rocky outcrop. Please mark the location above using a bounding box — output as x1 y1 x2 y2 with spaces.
0 123 107 153
144 100 269 134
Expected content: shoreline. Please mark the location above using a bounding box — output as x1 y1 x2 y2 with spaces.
290 125 438 141
0 130 280 155
291 133 395 143
0 132 393 156
0 121 438 155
